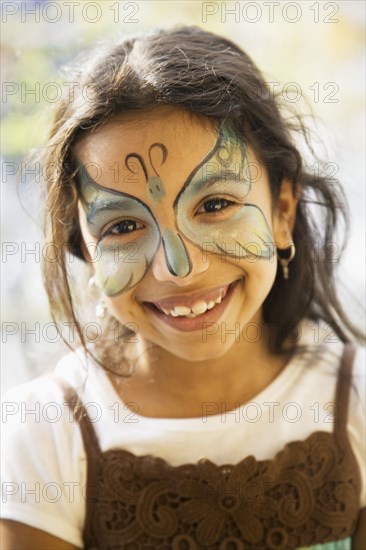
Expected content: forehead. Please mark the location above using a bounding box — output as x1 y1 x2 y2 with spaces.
73 108 219 194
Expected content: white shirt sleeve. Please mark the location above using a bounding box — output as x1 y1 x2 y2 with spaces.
0 374 86 548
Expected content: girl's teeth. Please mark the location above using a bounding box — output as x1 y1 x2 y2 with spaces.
164 299 216 317
157 284 233 317
191 301 208 315
174 306 191 316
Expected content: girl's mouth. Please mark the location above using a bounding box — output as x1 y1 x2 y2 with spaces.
142 280 241 332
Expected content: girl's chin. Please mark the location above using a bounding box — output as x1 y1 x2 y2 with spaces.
155 337 237 363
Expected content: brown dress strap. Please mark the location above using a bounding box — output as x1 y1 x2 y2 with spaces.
333 343 361 506
63 383 102 458
333 343 357 440
62 383 104 546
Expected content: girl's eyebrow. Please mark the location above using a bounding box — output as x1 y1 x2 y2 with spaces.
173 169 246 209
89 200 136 214
193 169 246 191
86 199 135 223
173 131 248 207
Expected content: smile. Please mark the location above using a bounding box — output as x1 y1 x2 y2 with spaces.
153 285 230 318
142 280 241 331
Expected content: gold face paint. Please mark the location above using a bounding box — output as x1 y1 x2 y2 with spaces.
77 125 274 296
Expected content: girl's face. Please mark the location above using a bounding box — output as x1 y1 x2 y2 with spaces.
75 108 294 361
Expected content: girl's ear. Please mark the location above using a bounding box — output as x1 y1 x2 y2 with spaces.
272 179 300 247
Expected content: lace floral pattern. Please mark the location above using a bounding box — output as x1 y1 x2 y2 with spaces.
83 431 359 550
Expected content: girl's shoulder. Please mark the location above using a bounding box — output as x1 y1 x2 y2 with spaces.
1 350 90 459
0 353 88 547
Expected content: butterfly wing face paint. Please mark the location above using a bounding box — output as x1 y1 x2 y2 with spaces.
175 126 274 261
76 125 274 297
78 165 160 297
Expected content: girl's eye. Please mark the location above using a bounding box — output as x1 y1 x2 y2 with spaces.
197 198 235 214
102 219 143 238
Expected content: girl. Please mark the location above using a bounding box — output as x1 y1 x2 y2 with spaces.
1 26 365 550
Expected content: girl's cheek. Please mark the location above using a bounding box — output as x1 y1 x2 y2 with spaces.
90 229 160 297
177 204 275 263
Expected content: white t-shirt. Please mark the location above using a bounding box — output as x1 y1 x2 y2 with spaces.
1 320 365 548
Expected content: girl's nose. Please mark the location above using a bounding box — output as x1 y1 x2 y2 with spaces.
151 230 208 284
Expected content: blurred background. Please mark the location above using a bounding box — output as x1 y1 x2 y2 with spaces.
1 0 365 393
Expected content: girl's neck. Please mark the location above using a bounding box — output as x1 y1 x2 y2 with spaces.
108 325 293 419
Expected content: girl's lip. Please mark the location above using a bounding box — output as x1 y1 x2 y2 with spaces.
142 280 241 332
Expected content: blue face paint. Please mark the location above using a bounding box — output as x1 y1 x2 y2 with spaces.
77 125 274 297
77 164 160 296
162 230 191 277
174 126 274 261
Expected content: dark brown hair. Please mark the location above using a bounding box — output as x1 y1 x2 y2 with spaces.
40 25 364 362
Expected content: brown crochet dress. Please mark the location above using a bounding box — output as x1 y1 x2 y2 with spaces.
64 345 361 549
